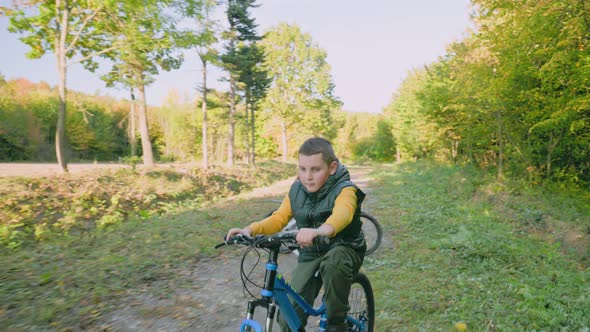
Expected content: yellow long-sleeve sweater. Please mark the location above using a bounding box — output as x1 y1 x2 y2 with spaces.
248 187 358 236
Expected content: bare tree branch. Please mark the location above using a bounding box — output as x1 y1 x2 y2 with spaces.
67 44 119 66
65 4 105 54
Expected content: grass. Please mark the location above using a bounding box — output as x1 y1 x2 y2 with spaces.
363 161 590 331
0 160 295 330
0 161 295 248
1 160 589 330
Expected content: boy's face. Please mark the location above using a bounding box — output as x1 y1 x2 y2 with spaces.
298 153 337 193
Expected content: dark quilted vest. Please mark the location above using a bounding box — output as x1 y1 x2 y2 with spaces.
289 162 366 261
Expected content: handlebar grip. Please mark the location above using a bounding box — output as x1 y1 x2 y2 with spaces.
215 233 255 249
215 233 228 248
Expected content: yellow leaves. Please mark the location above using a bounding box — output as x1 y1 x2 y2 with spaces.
33 222 49 240
110 193 121 207
454 321 468 331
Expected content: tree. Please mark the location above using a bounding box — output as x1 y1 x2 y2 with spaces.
392 0 590 184
100 0 184 167
129 88 137 157
152 89 196 161
260 23 341 161
177 0 220 170
236 43 270 165
372 120 396 162
220 0 261 167
6 0 117 172
348 116 396 162
0 78 129 161
385 68 444 161
201 89 233 164
471 0 590 181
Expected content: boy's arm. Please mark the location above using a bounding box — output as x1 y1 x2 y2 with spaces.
247 196 292 235
323 187 358 236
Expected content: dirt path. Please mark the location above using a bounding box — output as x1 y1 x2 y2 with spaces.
97 166 378 332
0 162 128 177
0 162 202 178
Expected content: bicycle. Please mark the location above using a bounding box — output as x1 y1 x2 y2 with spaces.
266 208 382 256
216 233 375 332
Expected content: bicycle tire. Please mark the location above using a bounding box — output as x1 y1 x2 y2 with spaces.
348 272 375 332
360 212 382 256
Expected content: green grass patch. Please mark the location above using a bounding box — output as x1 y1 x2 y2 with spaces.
1 209 251 330
2 160 589 330
364 161 590 331
0 161 294 330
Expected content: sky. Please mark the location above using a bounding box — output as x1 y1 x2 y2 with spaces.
0 0 473 114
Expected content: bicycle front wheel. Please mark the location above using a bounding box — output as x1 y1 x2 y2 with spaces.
361 212 382 255
347 272 375 332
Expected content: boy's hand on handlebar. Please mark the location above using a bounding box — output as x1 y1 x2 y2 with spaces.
296 224 335 247
226 227 253 241
297 225 334 247
296 228 318 247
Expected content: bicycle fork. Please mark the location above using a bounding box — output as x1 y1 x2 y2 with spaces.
242 251 282 332
243 298 277 332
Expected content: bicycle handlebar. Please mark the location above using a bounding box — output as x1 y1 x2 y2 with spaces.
215 232 330 250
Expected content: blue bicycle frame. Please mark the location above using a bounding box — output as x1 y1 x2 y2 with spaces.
239 250 367 332
239 258 325 332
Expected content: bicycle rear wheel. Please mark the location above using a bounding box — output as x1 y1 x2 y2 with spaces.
360 212 382 255
347 272 375 332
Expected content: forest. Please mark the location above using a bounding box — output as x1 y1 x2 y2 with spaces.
1 0 588 187
1 1 590 331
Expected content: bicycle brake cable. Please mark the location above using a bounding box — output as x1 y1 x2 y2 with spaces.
240 242 264 298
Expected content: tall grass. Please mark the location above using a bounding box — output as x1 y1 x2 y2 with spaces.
364 161 590 331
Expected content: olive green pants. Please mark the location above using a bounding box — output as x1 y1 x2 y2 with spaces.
278 245 363 331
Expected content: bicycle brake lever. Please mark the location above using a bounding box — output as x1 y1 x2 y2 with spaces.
215 233 233 248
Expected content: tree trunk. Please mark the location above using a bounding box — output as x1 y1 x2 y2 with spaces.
244 100 251 165
201 57 208 170
164 117 171 159
496 109 504 179
130 88 137 157
55 0 70 173
250 102 256 166
546 131 561 178
281 118 288 162
451 139 459 161
215 134 224 163
136 78 154 167
546 136 552 178
227 76 236 167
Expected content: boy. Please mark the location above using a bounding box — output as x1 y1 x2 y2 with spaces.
226 137 366 332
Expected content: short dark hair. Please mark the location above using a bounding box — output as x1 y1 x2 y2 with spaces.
298 137 338 165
